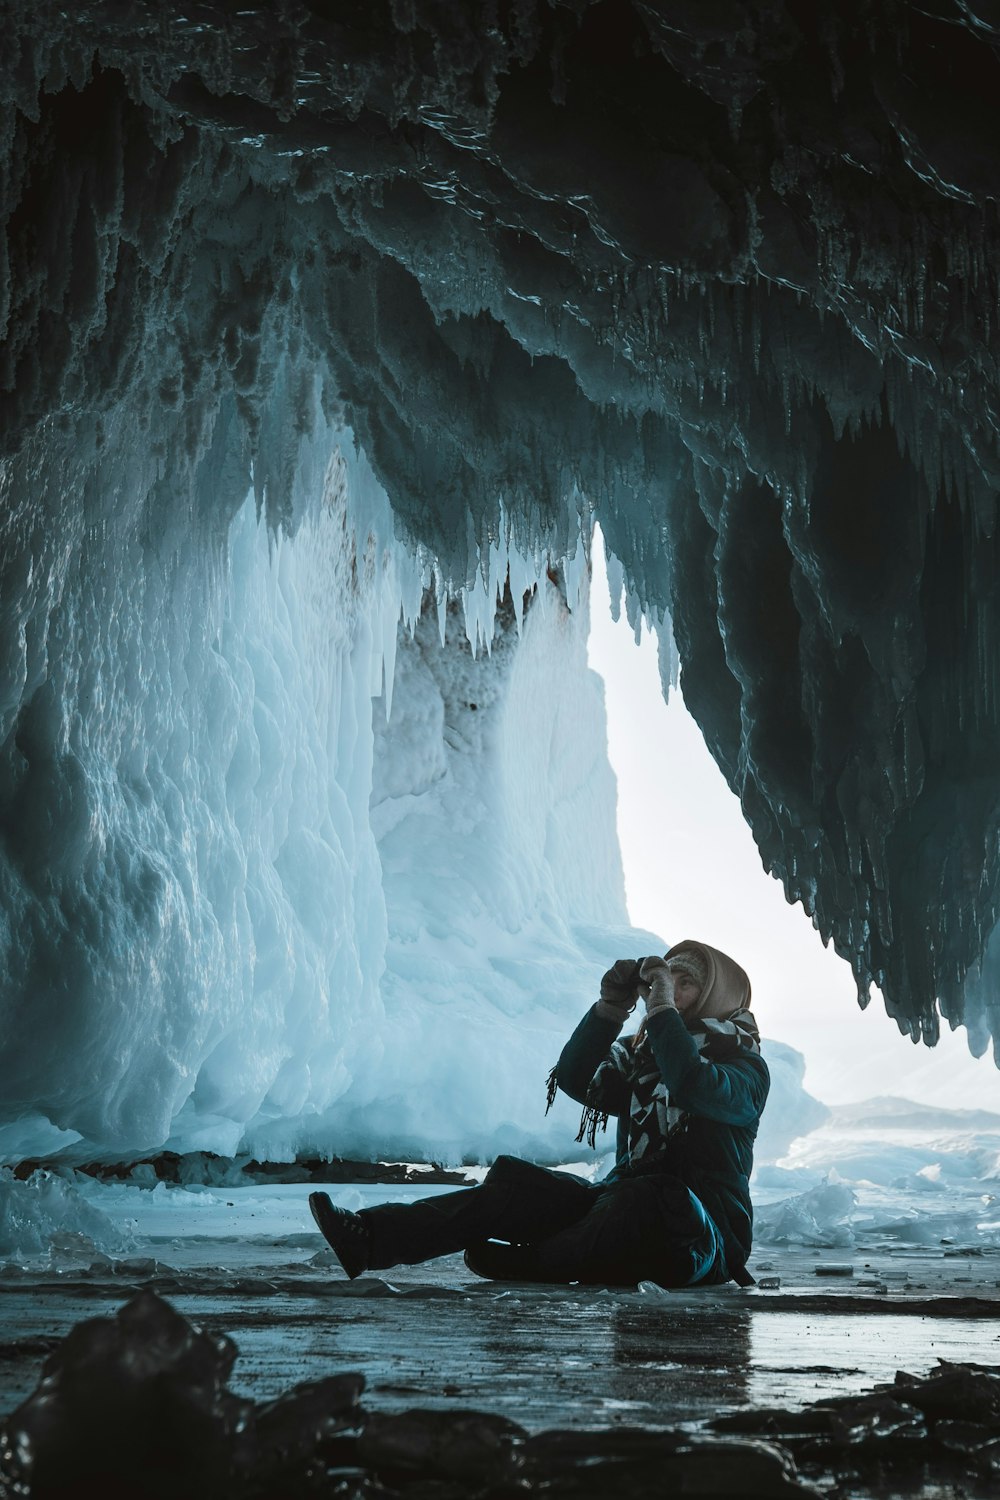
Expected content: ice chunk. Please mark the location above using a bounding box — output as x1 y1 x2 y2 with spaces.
754 1180 857 1248
0 1169 129 1265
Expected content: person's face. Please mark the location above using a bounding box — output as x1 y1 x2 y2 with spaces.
670 970 702 1014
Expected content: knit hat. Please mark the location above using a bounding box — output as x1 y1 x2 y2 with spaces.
664 948 709 993
663 940 752 1022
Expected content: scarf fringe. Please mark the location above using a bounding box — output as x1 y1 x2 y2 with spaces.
546 1065 612 1147
544 1066 559 1115
576 1104 611 1149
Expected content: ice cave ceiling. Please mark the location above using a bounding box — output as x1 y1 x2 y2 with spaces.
4 0 1000 1055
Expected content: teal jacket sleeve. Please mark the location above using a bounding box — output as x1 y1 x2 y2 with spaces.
645 1008 769 1124
555 1005 627 1106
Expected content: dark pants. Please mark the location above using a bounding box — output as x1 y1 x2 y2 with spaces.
359 1155 725 1288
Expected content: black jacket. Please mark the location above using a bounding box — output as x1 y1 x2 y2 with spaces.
555 1005 770 1273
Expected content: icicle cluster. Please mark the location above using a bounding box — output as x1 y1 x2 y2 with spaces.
3 2 1000 1064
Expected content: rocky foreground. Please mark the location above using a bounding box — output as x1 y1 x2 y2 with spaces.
2 1289 1000 1498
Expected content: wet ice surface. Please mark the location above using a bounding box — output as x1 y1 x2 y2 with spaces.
2 1180 1000 1436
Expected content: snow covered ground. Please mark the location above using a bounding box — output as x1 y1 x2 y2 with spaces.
4 1089 1000 1273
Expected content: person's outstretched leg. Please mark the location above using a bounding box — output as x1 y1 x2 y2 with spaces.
310 1157 597 1277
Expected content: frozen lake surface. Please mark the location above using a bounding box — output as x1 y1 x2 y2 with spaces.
2 1178 1000 1435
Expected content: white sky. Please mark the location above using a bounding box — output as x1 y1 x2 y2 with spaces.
586 529 1000 1111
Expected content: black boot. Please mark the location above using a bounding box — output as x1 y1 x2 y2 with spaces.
309 1192 371 1279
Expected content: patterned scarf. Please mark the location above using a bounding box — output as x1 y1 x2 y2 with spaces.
545 1010 761 1160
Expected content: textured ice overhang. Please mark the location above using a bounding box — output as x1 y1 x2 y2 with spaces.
2 0 1000 1079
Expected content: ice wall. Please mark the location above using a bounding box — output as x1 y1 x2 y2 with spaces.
0 367 665 1163
0 401 386 1160
321 573 650 1165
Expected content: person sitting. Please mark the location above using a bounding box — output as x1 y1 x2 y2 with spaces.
308 940 768 1288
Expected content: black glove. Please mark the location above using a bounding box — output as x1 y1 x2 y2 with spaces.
598 958 643 1016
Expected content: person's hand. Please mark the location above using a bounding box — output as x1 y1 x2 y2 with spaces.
597 958 643 1018
639 956 675 1013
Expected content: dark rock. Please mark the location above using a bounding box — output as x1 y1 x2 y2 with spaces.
716 1360 1000 1486
934 1419 1000 1455
11 1290 1000 1500
812 1392 927 1442
12 1154 474 1188
1 1290 374 1500
523 1430 817 1498
239 1373 366 1496
300 1160 472 1188
358 1409 525 1485
522 1425 684 1476
6 1289 249 1498
667 1438 822 1497
712 1406 844 1438
715 1390 927 1448
890 1361 1000 1424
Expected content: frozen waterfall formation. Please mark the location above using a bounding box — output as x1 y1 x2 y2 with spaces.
2 3 1000 1154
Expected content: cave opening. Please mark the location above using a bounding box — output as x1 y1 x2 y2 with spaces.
4 4 1000 1493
